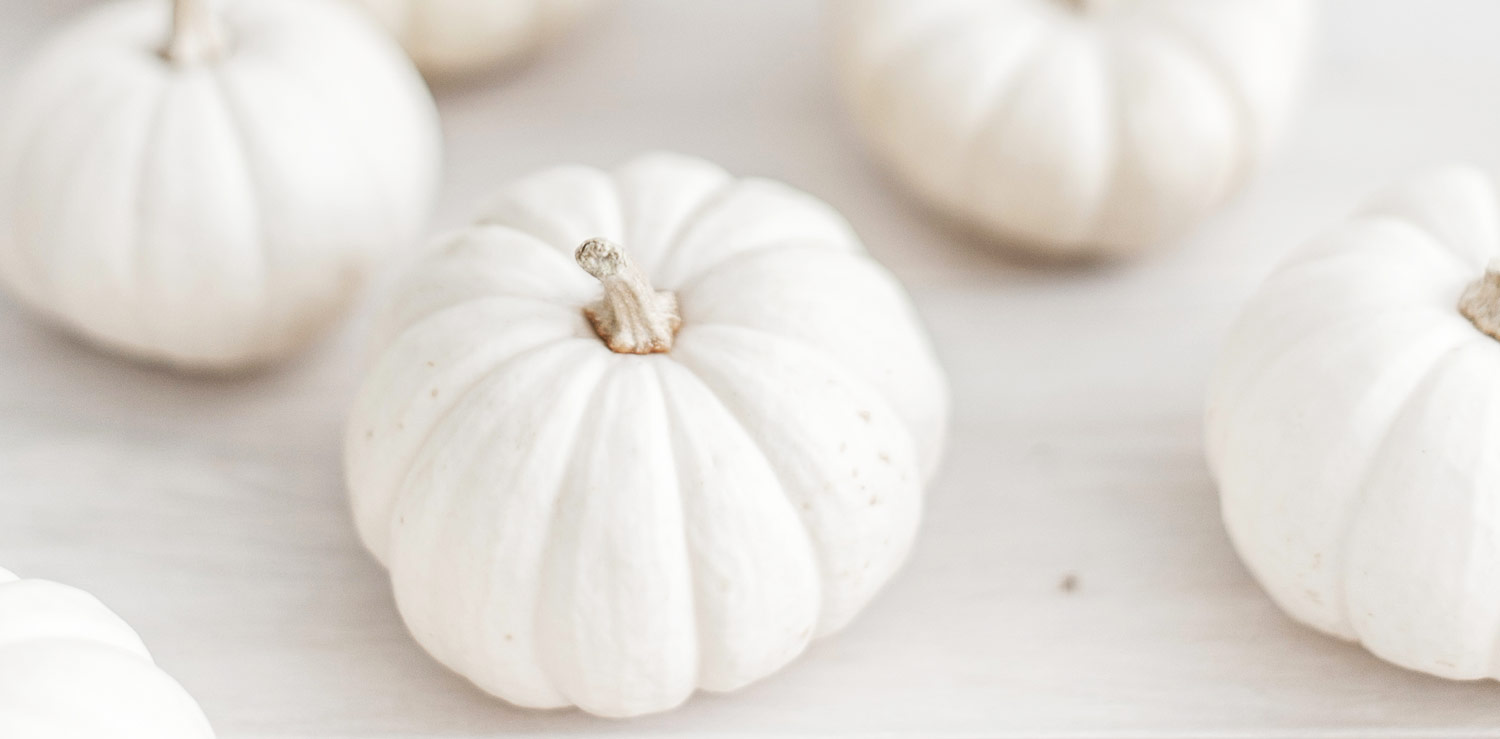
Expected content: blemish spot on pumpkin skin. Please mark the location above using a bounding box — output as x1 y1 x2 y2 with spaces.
365 429 373 440
878 451 891 463
505 633 513 641
858 410 872 423
1059 573 1079 593
430 388 438 398
426 360 436 368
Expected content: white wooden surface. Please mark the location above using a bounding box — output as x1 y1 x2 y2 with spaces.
5 1 1500 736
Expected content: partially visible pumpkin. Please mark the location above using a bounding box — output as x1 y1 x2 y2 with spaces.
1208 167 1500 680
0 0 442 370
831 0 1314 258
0 567 215 738
351 0 604 79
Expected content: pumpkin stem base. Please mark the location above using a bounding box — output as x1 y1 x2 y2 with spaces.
163 0 226 65
576 238 681 355
1460 266 1500 341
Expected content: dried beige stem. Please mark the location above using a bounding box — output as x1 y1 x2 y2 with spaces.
576 238 681 354
1460 261 1500 341
163 0 225 65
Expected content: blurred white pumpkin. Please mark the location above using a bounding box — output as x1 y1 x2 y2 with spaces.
0 568 214 738
1208 167 1500 680
351 0 604 79
831 0 1314 258
345 152 948 717
0 0 442 370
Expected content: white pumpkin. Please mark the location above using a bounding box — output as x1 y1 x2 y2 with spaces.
351 0 603 79
0 0 442 370
831 0 1314 257
0 568 214 737
345 152 949 717
1207 167 1500 680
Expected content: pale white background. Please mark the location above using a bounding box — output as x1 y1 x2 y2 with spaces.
4 1 1500 736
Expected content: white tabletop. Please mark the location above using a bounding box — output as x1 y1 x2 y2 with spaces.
5 0 1500 736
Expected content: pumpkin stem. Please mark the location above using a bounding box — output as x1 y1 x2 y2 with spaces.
1460 260 1500 341
575 238 681 354
163 0 226 65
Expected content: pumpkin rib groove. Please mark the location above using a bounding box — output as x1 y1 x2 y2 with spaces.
1215 301 1465 478
654 357 822 689
1214 306 1472 636
663 356 824 629
2 58 118 300
858 6 980 117
1140 13 1257 190
382 341 603 705
675 314 933 476
37 79 158 345
381 337 593 559
297 33 416 266
24 79 141 313
659 224 860 294
667 335 813 463
1482 386 1500 678
1211 302 1464 473
414 342 606 706
951 20 1057 198
382 226 597 330
208 67 278 358
1074 33 1122 247
386 286 581 349
958 34 1084 241
650 360 709 691
1334 339 1476 644
633 176 736 285
676 241 848 295
124 79 172 352
1272 219 1435 276
1347 214 1489 279
466 346 605 707
1458 368 1500 679
479 167 627 261
648 178 856 288
1227 248 1465 405
528 359 688 712
671 323 920 632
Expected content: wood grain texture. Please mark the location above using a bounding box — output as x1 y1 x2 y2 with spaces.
4 0 1500 736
